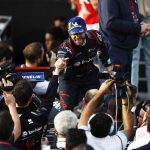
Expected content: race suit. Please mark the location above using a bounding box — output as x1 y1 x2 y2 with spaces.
57 30 111 110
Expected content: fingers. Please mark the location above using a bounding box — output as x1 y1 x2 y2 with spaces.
99 79 114 94
144 31 150 36
55 58 69 68
104 79 114 84
3 92 15 106
62 57 69 61
101 79 114 88
3 93 13 98
141 23 150 36
2 78 7 86
2 78 13 87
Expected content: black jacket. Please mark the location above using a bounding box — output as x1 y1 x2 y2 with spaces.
15 75 58 150
99 0 141 50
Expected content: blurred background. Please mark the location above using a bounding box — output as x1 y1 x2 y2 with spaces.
0 0 76 64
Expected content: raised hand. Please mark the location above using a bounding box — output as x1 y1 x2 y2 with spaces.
99 79 114 94
3 92 16 106
53 57 69 75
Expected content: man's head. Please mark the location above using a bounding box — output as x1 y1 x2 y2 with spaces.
0 110 14 140
135 100 150 127
88 113 114 138
45 27 64 51
54 110 78 137
23 42 44 66
53 16 67 31
68 16 87 46
83 89 98 106
12 79 33 107
66 128 87 150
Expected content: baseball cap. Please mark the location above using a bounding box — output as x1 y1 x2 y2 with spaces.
68 16 87 36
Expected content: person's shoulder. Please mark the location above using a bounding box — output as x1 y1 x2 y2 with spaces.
59 38 71 49
128 139 150 150
136 142 150 150
86 30 103 42
116 130 128 138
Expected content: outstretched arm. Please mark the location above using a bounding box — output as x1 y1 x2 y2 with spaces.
78 79 114 127
2 79 21 141
3 92 21 141
122 85 134 140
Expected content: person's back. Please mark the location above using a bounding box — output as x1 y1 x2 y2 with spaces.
15 107 44 150
13 76 59 150
85 113 127 150
22 42 50 95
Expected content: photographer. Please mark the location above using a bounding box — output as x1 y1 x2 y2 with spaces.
128 102 150 149
78 79 134 150
1 60 65 150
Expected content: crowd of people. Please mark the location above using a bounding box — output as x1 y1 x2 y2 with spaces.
0 0 150 150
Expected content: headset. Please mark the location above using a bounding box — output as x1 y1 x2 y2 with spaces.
88 113 114 134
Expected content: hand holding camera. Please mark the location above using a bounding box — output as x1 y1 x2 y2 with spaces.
0 78 14 92
99 79 114 95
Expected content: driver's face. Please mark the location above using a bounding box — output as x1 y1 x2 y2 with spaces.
70 33 86 46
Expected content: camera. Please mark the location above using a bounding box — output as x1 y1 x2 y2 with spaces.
99 64 137 97
111 65 137 97
0 61 42 111
0 61 22 92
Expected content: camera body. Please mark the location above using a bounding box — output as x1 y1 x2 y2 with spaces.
0 62 21 92
111 65 136 97
0 61 42 111
99 64 137 97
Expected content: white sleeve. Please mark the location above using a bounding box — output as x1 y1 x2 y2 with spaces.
116 131 128 150
78 125 89 131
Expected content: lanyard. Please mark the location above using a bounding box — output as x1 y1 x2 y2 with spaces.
128 0 138 22
0 141 11 146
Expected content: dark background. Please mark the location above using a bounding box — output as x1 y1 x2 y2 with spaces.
0 0 76 64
